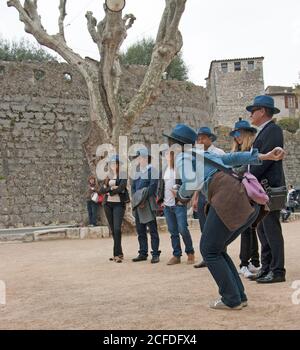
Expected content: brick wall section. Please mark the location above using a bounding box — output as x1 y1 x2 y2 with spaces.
0 61 209 228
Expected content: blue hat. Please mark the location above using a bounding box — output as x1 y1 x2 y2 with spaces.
229 119 257 137
163 124 197 145
246 95 280 114
108 154 123 164
135 148 151 158
197 126 217 142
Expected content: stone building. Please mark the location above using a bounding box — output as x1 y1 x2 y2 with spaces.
265 86 299 118
206 57 265 127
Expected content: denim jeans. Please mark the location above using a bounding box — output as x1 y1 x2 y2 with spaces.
164 205 194 257
135 215 160 257
87 200 98 226
200 205 260 308
104 202 125 257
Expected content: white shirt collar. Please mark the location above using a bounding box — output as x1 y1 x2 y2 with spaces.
257 119 272 134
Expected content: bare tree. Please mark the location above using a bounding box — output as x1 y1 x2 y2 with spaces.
7 0 187 166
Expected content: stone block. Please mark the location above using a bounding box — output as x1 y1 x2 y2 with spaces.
23 233 34 243
66 228 80 239
33 228 66 241
80 227 89 239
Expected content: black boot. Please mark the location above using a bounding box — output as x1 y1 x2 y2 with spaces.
132 255 147 262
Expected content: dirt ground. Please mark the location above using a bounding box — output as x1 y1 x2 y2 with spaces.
0 221 300 330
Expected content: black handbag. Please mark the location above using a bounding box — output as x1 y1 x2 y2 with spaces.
261 179 287 211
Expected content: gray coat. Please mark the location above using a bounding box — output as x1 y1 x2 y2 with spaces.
132 188 157 224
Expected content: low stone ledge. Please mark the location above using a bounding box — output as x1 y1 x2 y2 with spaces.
80 226 110 239
33 228 67 241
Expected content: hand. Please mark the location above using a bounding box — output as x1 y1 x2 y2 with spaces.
260 147 286 161
192 199 198 211
111 186 118 190
171 189 178 197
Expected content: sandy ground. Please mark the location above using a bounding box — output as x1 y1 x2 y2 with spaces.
0 221 300 330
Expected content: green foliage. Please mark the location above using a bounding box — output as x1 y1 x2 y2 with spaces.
277 117 300 133
0 37 57 62
120 38 188 81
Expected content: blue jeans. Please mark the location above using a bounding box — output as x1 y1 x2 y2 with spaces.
87 200 98 226
200 205 260 308
135 215 160 257
164 205 195 257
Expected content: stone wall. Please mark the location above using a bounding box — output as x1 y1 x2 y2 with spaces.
0 61 209 228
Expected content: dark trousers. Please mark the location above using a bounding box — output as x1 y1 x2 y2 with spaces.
104 202 125 257
257 210 285 276
87 200 98 226
239 226 260 268
135 215 160 257
200 205 260 308
197 192 207 233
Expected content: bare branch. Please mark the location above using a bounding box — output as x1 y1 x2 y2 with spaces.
123 13 136 30
58 0 67 41
86 11 101 46
7 0 111 139
124 0 186 128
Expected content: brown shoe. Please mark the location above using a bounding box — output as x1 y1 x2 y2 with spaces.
167 256 181 265
187 253 195 265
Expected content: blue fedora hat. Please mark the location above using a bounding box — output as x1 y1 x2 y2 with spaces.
197 126 217 142
229 119 257 137
163 124 197 145
246 95 280 114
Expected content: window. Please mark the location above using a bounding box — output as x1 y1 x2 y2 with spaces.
0 66 4 76
284 95 297 109
234 62 241 71
221 62 228 73
248 60 255 71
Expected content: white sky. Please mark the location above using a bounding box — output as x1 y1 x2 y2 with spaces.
1 0 300 88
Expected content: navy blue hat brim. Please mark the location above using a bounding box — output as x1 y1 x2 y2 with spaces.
162 132 196 145
229 127 257 137
246 104 280 114
197 132 217 142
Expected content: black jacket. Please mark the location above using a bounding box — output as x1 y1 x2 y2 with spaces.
250 121 286 187
100 178 130 205
156 170 183 205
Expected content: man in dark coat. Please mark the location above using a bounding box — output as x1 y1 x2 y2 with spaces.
247 95 286 283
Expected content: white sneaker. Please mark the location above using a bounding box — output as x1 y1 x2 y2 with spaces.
239 266 255 278
248 262 260 274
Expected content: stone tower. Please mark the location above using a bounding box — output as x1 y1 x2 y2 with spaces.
206 57 265 127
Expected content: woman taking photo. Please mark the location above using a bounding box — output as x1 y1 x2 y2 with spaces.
230 119 261 278
157 149 195 265
163 123 285 310
100 155 129 263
